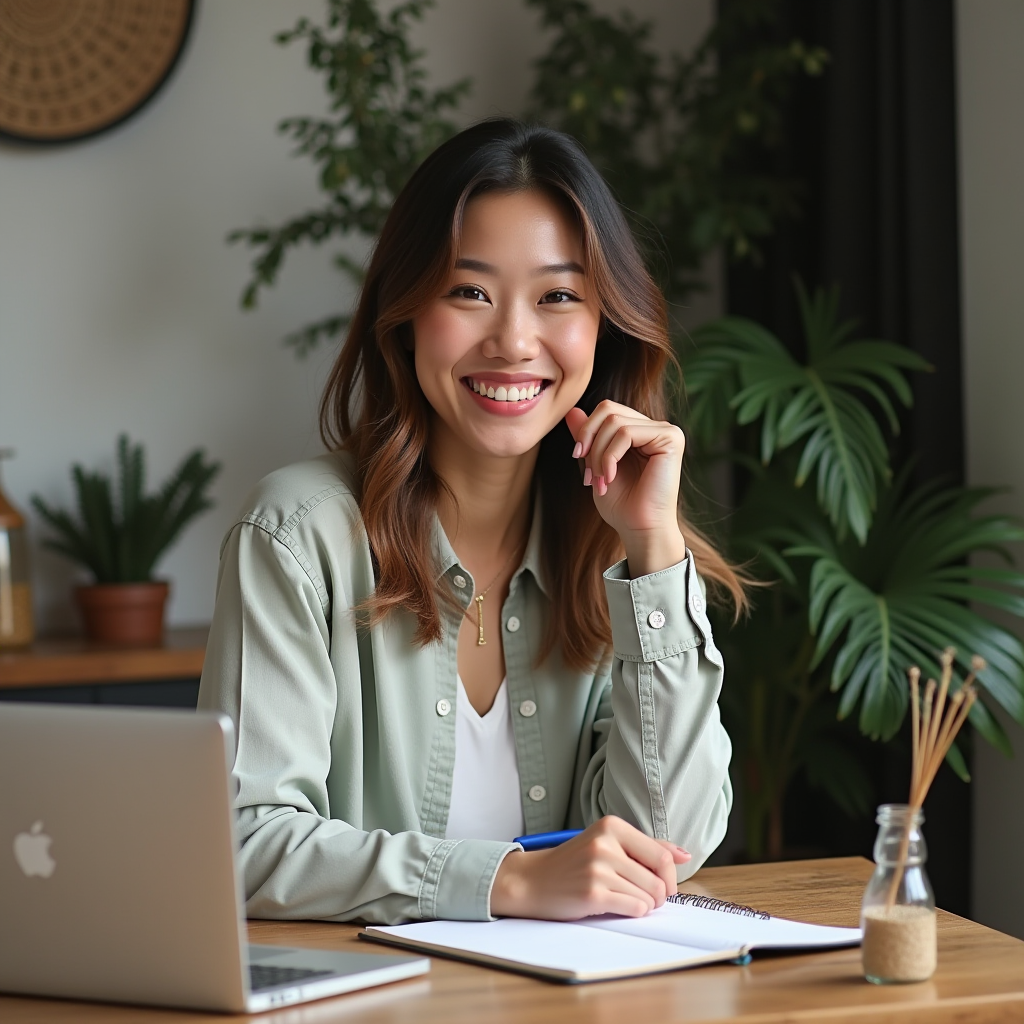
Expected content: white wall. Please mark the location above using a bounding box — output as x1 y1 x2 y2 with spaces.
958 1 1024 938
0 0 717 633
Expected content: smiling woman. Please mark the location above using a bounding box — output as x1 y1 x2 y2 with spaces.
199 119 748 926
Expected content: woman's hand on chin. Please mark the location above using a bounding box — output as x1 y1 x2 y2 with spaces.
490 815 690 920
564 402 688 578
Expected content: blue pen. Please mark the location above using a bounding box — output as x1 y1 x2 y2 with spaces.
513 828 583 851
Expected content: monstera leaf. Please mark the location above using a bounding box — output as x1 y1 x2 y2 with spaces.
684 282 930 543
788 475 1024 767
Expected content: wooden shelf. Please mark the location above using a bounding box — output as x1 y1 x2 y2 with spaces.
0 627 207 689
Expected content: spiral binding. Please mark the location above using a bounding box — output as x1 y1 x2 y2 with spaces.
668 892 770 920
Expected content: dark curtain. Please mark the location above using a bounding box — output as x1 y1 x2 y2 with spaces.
725 1 968 914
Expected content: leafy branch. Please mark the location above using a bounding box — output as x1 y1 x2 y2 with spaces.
228 0 470 354
526 0 828 299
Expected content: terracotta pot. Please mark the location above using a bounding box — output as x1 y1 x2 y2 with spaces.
74 581 170 647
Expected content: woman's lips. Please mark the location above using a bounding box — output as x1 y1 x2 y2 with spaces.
461 376 550 416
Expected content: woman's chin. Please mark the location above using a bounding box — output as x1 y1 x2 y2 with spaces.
466 432 548 461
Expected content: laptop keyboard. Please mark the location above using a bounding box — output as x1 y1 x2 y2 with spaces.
249 964 336 991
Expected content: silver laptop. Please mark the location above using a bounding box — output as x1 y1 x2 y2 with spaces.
0 703 429 1013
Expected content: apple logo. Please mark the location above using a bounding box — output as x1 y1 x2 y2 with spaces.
13 821 56 878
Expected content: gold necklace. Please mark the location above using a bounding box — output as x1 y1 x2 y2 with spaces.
464 543 524 646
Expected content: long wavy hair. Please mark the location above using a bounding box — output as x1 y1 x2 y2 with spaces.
320 119 746 669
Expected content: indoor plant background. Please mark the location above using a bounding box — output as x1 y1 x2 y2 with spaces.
31 435 221 646
228 0 1024 863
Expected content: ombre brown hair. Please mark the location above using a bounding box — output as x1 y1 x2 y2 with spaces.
320 119 746 669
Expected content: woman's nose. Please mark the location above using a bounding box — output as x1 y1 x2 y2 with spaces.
483 303 541 361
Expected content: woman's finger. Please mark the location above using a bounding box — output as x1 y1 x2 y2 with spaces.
656 838 692 863
564 406 589 454
595 421 667 486
599 890 660 919
582 413 651 485
569 400 643 460
606 843 672 906
588 419 682 489
609 820 682 900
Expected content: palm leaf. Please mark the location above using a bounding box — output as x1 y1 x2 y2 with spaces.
683 281 930 542
793 475 1024 747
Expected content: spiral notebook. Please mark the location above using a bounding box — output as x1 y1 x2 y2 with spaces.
362 893 862 983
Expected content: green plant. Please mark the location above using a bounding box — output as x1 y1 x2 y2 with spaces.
230 0 823 350
525 0 826 298
229 0 470 354
684 284 1024 859
32 436 221 584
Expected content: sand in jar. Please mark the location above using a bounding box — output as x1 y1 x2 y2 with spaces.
0 581 34 647
862 904 937 983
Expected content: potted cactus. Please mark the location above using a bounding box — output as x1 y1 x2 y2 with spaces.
32 435 220 646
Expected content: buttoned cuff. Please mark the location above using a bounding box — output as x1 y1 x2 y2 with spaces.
419 838 522 921
604 555 715 663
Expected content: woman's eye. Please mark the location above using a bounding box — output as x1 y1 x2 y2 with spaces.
540 289 581 304
450 285 488 302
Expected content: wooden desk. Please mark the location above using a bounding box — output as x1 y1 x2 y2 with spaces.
3 857 1023 1023
0 628 207 690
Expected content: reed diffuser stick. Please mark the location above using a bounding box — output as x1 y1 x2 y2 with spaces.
884 649 982 910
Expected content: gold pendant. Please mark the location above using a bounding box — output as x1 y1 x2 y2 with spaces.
476 594 486 646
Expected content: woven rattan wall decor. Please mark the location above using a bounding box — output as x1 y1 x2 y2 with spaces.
0 0 195 143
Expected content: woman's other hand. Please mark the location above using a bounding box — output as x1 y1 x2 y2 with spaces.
565 402 687 577
489 815 691 920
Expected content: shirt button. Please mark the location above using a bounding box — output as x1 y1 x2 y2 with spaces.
692 596 704 614
453 574 467 589
436 699 451 716
506 616 521 633
648 610 666 629
528 785 546 802
519 700 537 718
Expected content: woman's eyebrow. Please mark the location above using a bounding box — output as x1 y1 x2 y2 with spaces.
453 257 585 276
454 257 497 273
532 261 585 276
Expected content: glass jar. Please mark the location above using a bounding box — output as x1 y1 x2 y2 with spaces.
861 804 936 983
0 448 35 648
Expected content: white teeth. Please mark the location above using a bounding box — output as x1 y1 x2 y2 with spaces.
468 379 543 401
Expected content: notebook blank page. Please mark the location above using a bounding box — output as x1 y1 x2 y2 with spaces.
582 901 861 951
370 918 715 976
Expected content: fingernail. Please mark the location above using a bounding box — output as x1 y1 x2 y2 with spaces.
596 476 606 495
676 846 690 857
583 467 592 487
572 441 582 459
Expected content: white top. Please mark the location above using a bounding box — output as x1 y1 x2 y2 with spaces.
444 676 525 842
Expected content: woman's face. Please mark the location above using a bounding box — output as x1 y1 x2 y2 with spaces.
412 189 601 460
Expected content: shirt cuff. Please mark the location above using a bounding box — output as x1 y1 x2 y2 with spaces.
603 555 714 663
420 838 522 921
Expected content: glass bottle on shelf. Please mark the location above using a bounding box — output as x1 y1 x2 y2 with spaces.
861 803 936 984
0 448 35 648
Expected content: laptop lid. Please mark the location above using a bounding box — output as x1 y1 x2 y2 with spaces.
0 703 249 1011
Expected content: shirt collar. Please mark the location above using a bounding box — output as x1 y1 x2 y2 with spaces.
432 489 550 599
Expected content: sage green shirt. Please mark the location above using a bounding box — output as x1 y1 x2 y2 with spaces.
198 453 732 925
